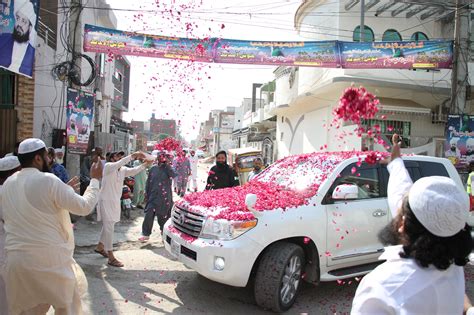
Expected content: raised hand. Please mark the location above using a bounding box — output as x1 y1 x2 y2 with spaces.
67 176 80 193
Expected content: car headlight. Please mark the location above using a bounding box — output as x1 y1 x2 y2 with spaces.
200 218 257 240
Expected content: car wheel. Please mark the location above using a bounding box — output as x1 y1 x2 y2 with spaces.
254 242 305 312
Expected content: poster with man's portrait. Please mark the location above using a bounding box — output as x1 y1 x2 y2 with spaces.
0 0 39 77
66 88 95 155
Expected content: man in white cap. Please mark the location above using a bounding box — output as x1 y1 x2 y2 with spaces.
1 138 103 314
351 134 472 314
0 156 21 315
94 151 151 267
0 0 37 76
69 113 78 136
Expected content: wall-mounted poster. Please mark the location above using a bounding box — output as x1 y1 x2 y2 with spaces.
66 89 94 154
0 0 39 77
445 115 474 167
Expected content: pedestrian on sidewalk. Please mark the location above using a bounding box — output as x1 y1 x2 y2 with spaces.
173 150 190 197
0 156 21 315
351 134 472 314
205 151 239 190
132 159 147 209
95 151 150 267
188 149 199 192
139 152 177 242
47 147 69 183
2 138 102 315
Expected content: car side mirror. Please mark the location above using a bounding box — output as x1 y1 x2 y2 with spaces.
245 193 262 217
332 184 358 200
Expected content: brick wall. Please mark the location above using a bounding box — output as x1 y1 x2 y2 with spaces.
16 74 35 141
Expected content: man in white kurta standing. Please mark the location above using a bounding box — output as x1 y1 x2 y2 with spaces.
188 150 199 192
0 156 21 315
351 134 472 314
95 151 150 267
2 138 103 315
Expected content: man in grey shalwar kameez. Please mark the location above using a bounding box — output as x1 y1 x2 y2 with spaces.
173 150 191 197
139 152 177 242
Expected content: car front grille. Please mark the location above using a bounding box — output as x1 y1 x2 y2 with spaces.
171 205 205 238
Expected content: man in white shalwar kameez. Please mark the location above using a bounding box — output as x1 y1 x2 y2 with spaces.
2 138 103 315
95 151 150 267
188 150 199 192
351 134 472 314
0 156 21 315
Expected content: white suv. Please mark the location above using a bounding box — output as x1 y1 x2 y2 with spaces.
163 152 470 312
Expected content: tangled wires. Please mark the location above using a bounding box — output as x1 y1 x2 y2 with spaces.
51 53 97 87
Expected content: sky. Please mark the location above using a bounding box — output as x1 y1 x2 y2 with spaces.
104 0 305 141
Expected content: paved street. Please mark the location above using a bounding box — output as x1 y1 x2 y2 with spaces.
69 161 474 314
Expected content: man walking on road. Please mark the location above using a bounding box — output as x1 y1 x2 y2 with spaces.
95 151 150 267
173 150 190 197
2 138 102 315
132 159 147 209
188 149 199 192
139 152 177 242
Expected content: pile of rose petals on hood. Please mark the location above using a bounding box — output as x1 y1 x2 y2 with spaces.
154 137 182 152
180 151 383 221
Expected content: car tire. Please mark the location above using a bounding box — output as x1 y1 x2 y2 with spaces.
254 242 305 312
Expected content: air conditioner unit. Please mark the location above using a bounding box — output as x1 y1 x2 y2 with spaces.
431 104 448 124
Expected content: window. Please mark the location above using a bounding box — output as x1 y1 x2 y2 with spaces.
382 29 402 42
411 32 429 41
420 161 449 177
362 119 411 147
0 69 15 108
328 164 381 201
353 25 375 42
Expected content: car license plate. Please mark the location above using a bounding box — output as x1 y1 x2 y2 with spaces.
171 239 180 257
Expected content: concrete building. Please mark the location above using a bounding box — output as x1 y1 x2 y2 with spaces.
232 83 277 164
0 1 133 168
211 107 237 155
197 113 215 154
273 0 472 159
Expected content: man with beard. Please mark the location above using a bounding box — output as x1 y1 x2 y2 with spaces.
94 151 150 267
2 138 102 314
351 134 472 314
0 0 36 76
248 157 264 182
47 147 69 183
139 152 177 242
205 151 239 190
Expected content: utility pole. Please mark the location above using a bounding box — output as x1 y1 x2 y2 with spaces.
360 0 365 42
450 0 470 114
66 0 82 177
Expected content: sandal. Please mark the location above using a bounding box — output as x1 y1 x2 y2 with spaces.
108 258 124 268
94 248 108 258
138 236 150 242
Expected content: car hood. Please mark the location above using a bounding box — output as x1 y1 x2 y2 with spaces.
177 180 320 221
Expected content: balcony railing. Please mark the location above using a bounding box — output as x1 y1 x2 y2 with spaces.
37 19 57 50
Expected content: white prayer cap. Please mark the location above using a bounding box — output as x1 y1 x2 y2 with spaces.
70 113 77 121
14 0 36 26
408 176 469 237
0 156 20 171
18 138 46 154
54 148 63 153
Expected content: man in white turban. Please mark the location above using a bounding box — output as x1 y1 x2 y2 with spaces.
0 156 21 315
0 0 37 76
2 138 103 314
351 134 472 314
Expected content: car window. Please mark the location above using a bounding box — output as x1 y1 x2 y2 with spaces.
328 164 381 201
420 161 449 177
380 160 449 196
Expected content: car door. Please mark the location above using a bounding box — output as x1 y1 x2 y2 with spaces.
324 163 389 267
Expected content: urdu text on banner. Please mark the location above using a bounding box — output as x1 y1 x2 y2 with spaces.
83 24 453 70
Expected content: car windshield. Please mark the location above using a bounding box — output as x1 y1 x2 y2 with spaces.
256 153 346 193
